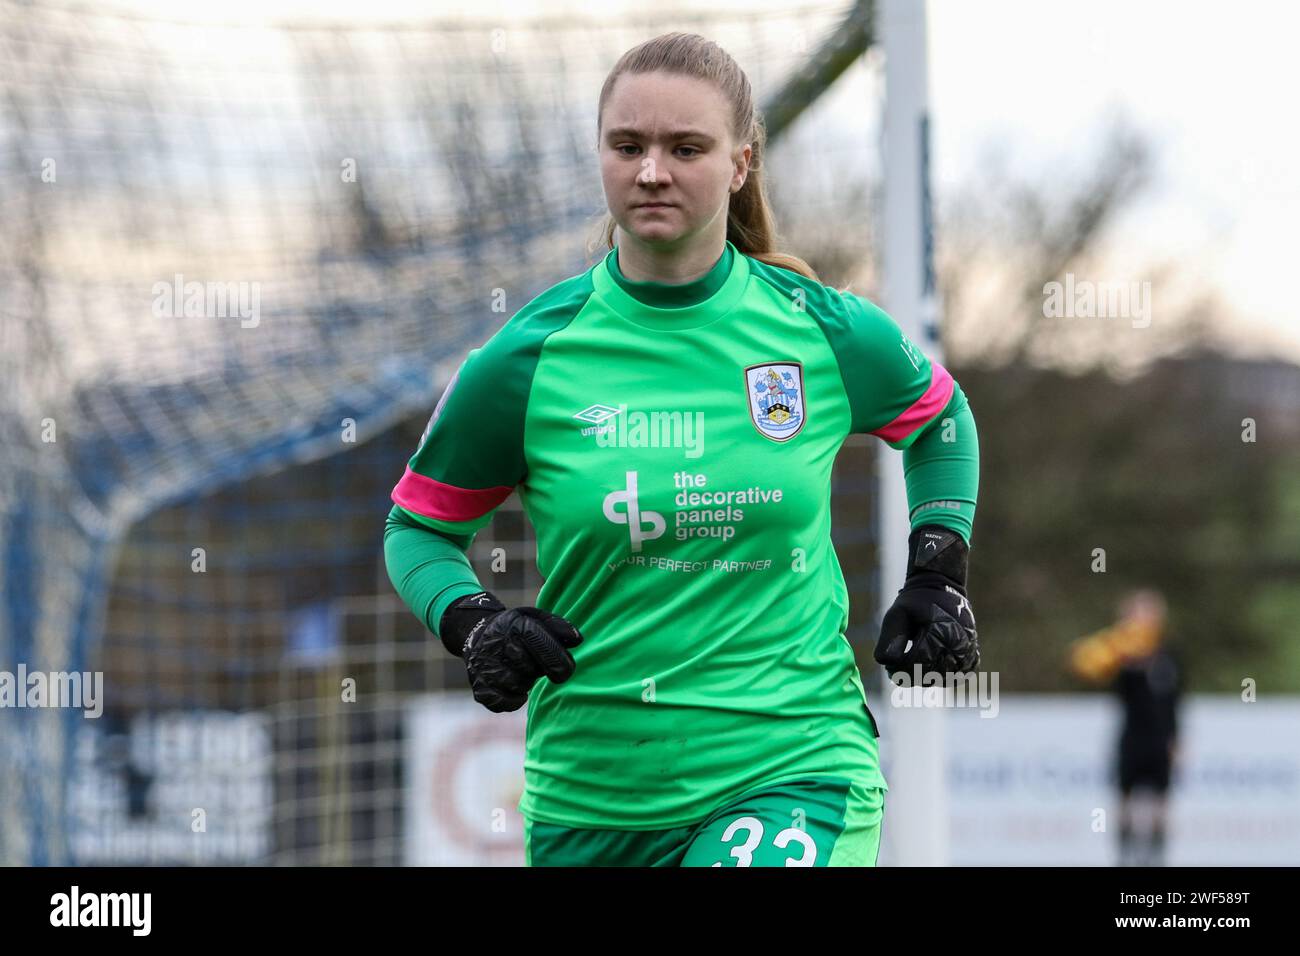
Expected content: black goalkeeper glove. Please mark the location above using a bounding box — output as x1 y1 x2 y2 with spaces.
439 590 583 713
873 526 979 684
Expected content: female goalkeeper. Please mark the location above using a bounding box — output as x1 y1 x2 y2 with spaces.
384 32 980 867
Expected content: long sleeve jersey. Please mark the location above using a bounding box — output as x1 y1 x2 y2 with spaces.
384 240 979 829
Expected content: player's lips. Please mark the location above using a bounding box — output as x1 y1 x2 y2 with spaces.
633 202 674 209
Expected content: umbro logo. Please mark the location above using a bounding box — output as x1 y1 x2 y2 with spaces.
573 404 622 425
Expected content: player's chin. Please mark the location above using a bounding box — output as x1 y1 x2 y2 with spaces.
621 215 687 242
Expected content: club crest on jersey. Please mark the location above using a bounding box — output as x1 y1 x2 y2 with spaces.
744 362 805 442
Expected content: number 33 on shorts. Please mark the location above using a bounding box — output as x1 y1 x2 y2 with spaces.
681 776 886 867
708 816 818 866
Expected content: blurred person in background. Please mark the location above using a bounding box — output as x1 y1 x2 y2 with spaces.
1069 588 1183 866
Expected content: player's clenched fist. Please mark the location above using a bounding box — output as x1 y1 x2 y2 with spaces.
439 590 584 713
874 526 979 682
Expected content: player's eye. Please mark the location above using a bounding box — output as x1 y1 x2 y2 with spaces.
614 144 701 158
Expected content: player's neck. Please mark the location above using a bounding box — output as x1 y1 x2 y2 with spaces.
615 233 727 285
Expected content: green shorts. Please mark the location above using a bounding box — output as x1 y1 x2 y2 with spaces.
524 775 885 867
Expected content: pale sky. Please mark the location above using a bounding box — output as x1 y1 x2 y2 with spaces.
81 0 1300 361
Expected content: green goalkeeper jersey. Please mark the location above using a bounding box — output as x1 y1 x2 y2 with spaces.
387 240 979 829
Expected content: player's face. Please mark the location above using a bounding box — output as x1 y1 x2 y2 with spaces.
598 71 750 250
